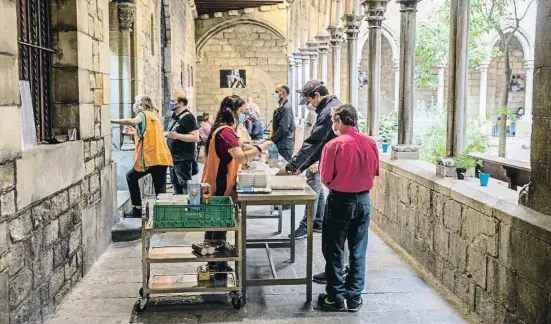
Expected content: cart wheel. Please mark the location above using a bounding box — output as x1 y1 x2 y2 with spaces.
134 300 147 313
231 296 243 309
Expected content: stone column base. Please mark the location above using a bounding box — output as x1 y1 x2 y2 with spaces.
391 144 419 160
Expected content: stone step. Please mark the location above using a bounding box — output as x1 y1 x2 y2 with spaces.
111 218 141 242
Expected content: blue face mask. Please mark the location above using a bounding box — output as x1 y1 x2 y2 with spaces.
169 102 177 111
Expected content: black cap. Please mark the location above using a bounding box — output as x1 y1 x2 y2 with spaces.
298 80 324 105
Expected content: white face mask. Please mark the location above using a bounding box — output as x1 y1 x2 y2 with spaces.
273 93 280 101
132 103 138 114
307 103 316 112
332 123 340 136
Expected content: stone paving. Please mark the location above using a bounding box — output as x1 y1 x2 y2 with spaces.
46 205 473 324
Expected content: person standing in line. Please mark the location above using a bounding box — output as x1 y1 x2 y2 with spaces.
111 95 173 218
166 90 200 194
246 97 261 117
270 84 296 162
317 104 379 312
199 112 213 143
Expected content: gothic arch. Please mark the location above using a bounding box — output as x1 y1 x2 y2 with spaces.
196 18 286 60
486 25 534 62
357 21 399 61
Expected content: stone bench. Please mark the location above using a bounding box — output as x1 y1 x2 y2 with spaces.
470 152 530 190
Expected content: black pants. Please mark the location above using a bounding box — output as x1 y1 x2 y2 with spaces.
170 161 193 194
126 166 168 207
278 149 293 163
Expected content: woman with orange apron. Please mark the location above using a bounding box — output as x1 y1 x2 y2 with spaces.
201 95 272 271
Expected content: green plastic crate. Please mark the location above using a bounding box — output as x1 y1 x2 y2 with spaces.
153 196 234 228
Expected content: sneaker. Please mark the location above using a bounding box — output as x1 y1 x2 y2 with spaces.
313 227 323 233
288 226 307 240
347 296 363 312
313 266 349 285
317 294 345 311
124 207 142 218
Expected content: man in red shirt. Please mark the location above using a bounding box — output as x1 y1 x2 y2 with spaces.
317 103 379 312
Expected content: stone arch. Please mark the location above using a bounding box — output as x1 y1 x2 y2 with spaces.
196 18 286 60
486 26 533 62
357 22 399 61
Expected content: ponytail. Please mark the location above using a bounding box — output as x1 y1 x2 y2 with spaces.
205 95 246 154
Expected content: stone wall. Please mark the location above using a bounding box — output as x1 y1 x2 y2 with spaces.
195 23 288 120
0 0 116 322
371 157 551 324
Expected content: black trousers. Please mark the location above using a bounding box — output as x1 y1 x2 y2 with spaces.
126 166 168 207
170 161 193 194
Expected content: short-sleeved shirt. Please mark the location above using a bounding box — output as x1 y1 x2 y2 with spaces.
167 110 199 162
320 127 379 193
214 127 240 196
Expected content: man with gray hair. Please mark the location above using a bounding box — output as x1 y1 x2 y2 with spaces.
317 103 379 312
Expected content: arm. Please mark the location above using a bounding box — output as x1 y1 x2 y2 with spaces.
168 130 200 142
111 115 142 126
167 115 200 142
229 146 261 165
320 142 336 187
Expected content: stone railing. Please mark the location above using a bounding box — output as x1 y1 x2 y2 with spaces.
371 155 551 324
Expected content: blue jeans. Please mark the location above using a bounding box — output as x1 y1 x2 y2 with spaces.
322 190 371 302
300 169 325 230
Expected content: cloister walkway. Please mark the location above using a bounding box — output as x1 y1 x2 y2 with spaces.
46 205 475 324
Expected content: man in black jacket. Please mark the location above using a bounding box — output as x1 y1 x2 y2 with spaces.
270 84 295 162
278 80 348 285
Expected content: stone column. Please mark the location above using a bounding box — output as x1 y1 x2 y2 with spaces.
394 59 399 112
117 2 136 151
520 1 551 215
524 59 534 118
307 40 319 80
328 25 344 97
437 63 445 113
316 34 330 84
392 0 420 159
288 55 296 115
293 52 303 117
300 47 311 83
478 61 489 123
362 0 389 138
342 14 364 108
445 0 469 158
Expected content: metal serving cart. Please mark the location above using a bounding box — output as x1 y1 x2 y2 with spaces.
135 199 244 312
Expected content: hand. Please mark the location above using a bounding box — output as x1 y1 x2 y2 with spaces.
167 131 180 140
309 163 319 173
124 127 136 136
276 167 287 175
260 140 274 152
242 162 251 170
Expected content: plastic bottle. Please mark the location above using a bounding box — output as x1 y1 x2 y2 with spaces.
269 146 279 168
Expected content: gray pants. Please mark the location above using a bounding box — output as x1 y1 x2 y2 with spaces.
300 169 325 230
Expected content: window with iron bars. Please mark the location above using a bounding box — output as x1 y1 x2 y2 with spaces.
17 0 54 141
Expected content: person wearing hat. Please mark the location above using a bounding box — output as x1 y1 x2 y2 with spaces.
276 80 346 284
270 84 296 162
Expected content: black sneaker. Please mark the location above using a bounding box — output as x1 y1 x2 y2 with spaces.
124 207 142 218
317 294 345 311
313 266 349 285
288 226 307 240
347 296 363 312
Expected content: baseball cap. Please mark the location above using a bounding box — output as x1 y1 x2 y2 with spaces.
298 80 324 105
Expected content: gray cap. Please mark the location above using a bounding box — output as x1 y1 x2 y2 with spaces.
297 80 324 105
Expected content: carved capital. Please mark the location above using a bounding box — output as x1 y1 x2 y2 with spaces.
306 41 318 60
293 52 303 66
396 0 420 11
362 0 389 28
315 35 330 54
117 2 136 31
327 25 344 47
524 59 535 70
288 55 295 67
342 14 364 39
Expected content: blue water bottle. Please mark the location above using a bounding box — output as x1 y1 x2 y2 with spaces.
269 146 279 168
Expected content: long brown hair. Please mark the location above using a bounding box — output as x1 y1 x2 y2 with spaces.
205 95 245 154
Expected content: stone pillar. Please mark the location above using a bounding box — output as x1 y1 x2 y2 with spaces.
392 0 420 159
328 26 344 97
117 2 136 151
394 59 399 112
293 52 303 117
478 61 489 123
307 40 319 80
300 47 311 83
524 59 534 118
342 14 364 108
288 55 296 115
445 0 469 157
362 0 389 138
316 34 330 84
520 1 551 215
437 63 445 113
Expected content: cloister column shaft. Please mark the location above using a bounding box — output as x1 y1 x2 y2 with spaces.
288 55 296 112
445 0 470 157
307 40 319 80
394 60 399 112
363 0 389 137
437 63 445 113
328 26 344 98
396 0 420 145
524 59 534 118
522 1 551 215
118 2 136 151
343 14 364 108
294 52 303 117
316 34 330 84
479 62 489 123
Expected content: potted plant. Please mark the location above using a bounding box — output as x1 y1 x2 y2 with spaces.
454 154 475 180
